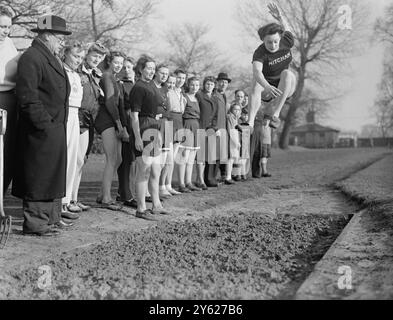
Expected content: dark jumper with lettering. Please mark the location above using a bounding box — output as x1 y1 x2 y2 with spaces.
252 31 294 87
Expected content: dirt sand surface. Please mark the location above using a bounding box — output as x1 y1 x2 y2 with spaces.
297 154 393 299
1 148 391 299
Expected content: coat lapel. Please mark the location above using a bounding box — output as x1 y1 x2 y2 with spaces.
32 39 66 79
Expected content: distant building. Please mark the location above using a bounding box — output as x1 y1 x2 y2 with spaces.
337 131 358 148
290 110 340 148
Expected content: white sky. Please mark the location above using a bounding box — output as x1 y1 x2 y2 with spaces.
145 0 391 134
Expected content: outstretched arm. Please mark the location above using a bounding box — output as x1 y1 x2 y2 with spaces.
268 2 291 32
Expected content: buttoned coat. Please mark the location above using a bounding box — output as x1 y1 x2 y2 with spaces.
196 90 216 130
12 39 70 200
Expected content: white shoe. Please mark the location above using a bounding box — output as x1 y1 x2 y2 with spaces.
167 187 181 195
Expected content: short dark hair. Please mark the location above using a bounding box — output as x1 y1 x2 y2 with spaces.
202 76 216 89
258 23 284 41
0 5 13 18
134 55 155 78
156 63 169 71
102 50 125 69
187 76 200 87
174 69 186 76
124 56 135 65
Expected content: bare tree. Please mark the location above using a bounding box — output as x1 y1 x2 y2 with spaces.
374 2 393 137
5 0 156 50
5 0 66 40
164 22 227 77
373 53 393 137
375 2 393 44
64 0 156 48
237 0 369 149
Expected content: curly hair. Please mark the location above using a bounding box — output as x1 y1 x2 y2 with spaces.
102 50 126 69
62 40 85 61
257 22 284 41
87 41 108 55
133 55 155 78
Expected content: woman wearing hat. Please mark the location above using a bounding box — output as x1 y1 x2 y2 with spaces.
0 5 19 194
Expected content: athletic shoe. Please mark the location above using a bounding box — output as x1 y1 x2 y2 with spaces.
178 185 191 193
269 116 281 129
76 202 91 211
123 199 138 209
67 202 83 213
195 183 208 190
167 188 182 195
150 208 171 215
186 184 201 191
136 210 158 221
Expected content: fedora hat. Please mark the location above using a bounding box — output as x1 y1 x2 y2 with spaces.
31 15 72 35
216 72 232 83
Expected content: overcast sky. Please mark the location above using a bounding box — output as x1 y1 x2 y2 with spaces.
146 0 391 134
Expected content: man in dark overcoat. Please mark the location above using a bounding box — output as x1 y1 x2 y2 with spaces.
212 72 231 182
12 15 72 236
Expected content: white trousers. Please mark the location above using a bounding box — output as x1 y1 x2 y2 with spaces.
71 130 89 202
62 107 80 205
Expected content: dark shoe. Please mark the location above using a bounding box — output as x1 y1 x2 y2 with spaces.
116 195 122 202
23 229 61 237
252 175 261 179
61 208 80 220
186 184 201 191
53 219 74 229
123 199 138 209
178 185 191 193
241 175 248 181
225 179 235 185
159 193 171 200
99 201 123 211
206 180 218 187
145 196 165 202
269 116 281 129
151 207 171 215
262 173 272 178
233 175 241 182
195 183 208 190
136 210 158 221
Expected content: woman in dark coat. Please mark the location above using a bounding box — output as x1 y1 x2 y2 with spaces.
195 76 218 187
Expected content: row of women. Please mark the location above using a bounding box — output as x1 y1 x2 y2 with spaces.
1 8 267 225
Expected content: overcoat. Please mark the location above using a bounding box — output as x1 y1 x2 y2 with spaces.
195 90 216 130
12 39 70 200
